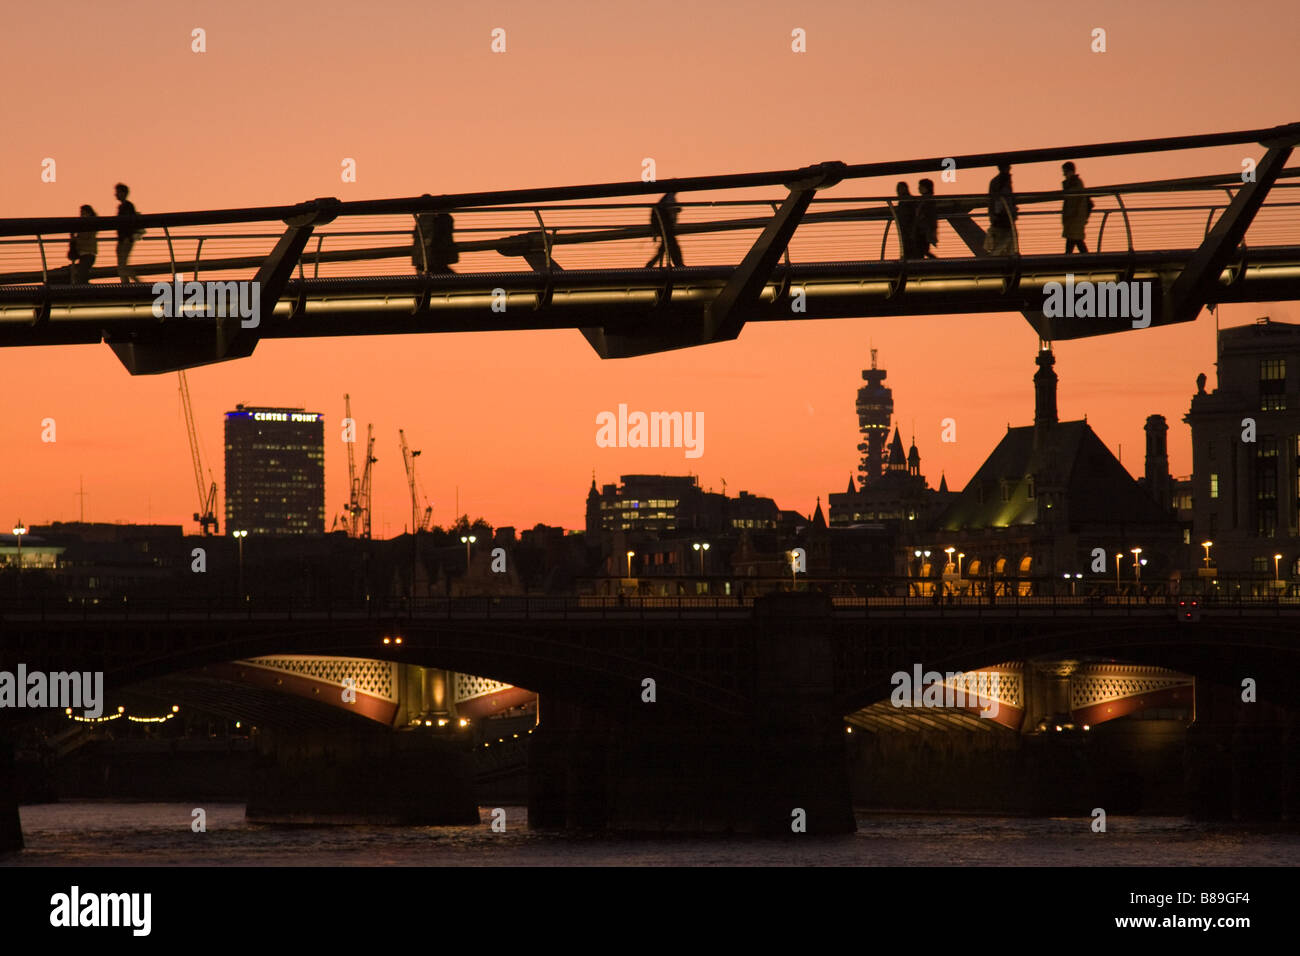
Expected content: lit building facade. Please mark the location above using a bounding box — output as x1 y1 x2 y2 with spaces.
224 405 326 536
1184 316 1300 582
932 348 1181 593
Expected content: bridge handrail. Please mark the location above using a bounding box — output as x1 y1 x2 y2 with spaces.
2 590 1299 623
5 121 1300 236
9 196 1296 290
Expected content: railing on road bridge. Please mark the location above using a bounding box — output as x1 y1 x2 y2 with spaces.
2 592 1298 624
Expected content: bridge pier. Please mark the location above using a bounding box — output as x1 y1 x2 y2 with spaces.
0 736 22 852
528 595 855 834
1185 676 1299 821
246 725 479 825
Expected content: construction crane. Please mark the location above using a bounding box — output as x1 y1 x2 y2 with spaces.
341 394 364 536
398 429 423 537
177 370 218 535
357 425 377 539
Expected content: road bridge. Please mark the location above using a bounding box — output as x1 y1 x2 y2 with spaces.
2 595 1296 838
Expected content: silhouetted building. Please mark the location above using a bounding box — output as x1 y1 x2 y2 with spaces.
1142 414 1174 514
933 347 1181 592
831 353 952 568
585 474 778 537
856 348 894 485
1184 316 1300 582
224 405 325 535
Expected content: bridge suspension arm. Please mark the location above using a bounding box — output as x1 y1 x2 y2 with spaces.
701 163 847 347
1166 143 1294 324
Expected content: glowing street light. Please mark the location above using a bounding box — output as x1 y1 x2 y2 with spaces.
11 521 27 601
692 541 710 575
232 529 248 601
1201 540 1213 569
461 534 477 569
1274 553 1283 582
1115 552 1124 591
1131 547 1143 584
11 521 27 568
944 546 955 571
626 549 635 577
957 552 965 578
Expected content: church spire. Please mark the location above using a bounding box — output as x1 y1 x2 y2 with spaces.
888 427 906 473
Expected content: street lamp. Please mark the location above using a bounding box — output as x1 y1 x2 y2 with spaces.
11 522 27 601
957 552 965 578
944 546 955 572
232 530 248 601
1201 540 1213 569
1274 553 1283 582
1131 547 1142 584
461 534 477 569
626 549 635 577
692 541 710 575
11 521 26 568
1115 552 1123 592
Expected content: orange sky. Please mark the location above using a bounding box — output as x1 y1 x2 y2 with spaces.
2 0 1297 535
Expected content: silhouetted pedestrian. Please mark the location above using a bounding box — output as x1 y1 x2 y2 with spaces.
984 163 1018 255
894 182 919 259
68 204 98 283
114 183 142 283
915 178 938 258
1061 161 1093 253
646 192 684 267
412 195 458 275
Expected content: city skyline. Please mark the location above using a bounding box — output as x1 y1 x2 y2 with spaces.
0 314 1262 536
2 0 1296 534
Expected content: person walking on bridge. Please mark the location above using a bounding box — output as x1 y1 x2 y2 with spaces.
412 195 458 274
646 192 685 268
893 182 919 259
983 163 1018 256
113 183 143 283
915 178 939 259
1061 162 1093 253
67 204 98 284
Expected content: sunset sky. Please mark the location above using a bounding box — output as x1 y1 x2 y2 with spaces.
2 0 1297 536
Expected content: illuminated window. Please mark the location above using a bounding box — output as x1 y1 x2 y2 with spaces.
1210 474 1219 499
1261 359 1287 410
